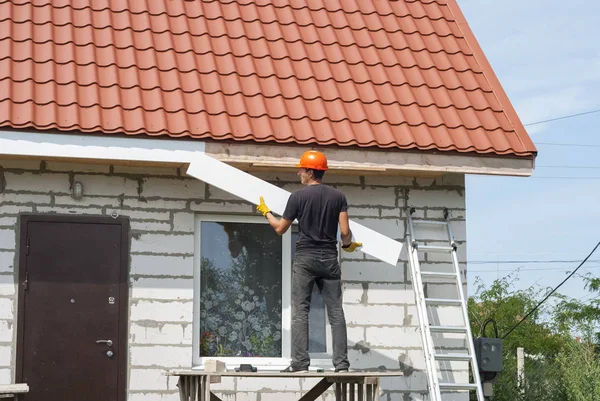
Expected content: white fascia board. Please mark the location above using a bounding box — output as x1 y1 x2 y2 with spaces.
0 129 205 163
0 129 403 265
186 155 403 266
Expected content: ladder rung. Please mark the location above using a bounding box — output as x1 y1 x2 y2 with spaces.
421 271 456 279
439 383 479 391
417 245 454 252
424 298 463 306
411 219 448 226
434 353 472 361
430 325 467 333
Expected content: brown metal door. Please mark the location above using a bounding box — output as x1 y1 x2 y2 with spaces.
16 215 129 401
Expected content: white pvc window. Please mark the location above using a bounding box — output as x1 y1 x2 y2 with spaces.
193 215 332 369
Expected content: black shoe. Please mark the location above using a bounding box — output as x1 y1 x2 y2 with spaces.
280 365 309 373
335 368 349 373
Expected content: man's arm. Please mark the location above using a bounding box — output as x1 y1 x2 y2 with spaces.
266 213 293 235
339 211 352 246
257 196 293 235
339 211 362 252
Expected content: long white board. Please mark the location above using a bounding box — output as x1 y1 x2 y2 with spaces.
186 155 403 266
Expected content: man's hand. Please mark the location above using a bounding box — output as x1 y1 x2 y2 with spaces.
256 196 271 217
342 242 362 252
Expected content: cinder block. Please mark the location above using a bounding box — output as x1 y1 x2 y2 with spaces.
130 345 192 367
408 189 465 209
0 346 12 366
131 221 172 232
190 201 253 213
348 348 403 370
0 217 16 227
128 368 170 391
350 218 404 240
120 210 171 221
206 184 244 201
4 172 70 194
260 392 304 401
342 283 364 304
130 255 194 277
53 195 121 208
0 275 15 296
347 326 364 346
0 230 15 250
363 176 411 187
380 372 428 391
124 198 188 210
172 212 195 233
366 327 422 348
350 207 380 218
0 320 12 342
367 284 415 304
36 206 103 215
236 377 302 392
0 368 11 385
0 193 52 204
131 277 194 301
381 208 403 218
130 300 192 323
0 205 34 215
337 186 397 207
341 261 404 283
128 392 179 401
142 178 205 199
73 174 139 196
344 304 404 325
131 234 194 255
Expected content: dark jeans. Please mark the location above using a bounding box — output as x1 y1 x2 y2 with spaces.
291 249 350 370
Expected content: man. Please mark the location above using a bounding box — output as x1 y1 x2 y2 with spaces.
256 150 362 373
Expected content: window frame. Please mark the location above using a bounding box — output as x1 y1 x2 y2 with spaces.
192 213 334 370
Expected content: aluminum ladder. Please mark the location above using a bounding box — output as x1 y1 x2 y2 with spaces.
406 208 484 401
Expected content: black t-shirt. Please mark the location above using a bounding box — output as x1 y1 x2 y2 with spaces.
282 184 348 252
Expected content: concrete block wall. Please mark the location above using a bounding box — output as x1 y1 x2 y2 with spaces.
0 159 468 401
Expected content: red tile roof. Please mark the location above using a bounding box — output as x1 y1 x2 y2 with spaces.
0 0 536 157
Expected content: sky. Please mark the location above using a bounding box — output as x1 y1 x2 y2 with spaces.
458 0 600 303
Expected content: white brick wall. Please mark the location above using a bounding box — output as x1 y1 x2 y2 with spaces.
0 158 467 400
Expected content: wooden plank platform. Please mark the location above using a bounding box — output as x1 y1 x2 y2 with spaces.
167 370 403 378
167 370 402 401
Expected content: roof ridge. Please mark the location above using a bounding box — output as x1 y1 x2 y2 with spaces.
2 18 471 57
3 0 455 23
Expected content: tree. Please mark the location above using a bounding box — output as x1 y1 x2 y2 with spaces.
467 273 568 401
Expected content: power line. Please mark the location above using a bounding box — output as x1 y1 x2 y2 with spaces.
537 165 600 169
536 142 600 148
470 265 600 273
502 240 600 340
469 259 600 264
523 108 600 127
529 176 600 180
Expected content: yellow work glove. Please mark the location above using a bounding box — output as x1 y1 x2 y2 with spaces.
256 196 271 217
342 242 362 252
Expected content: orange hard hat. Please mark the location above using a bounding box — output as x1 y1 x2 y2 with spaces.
297 150 328 171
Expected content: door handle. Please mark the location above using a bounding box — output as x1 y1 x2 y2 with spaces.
96 339 113 346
